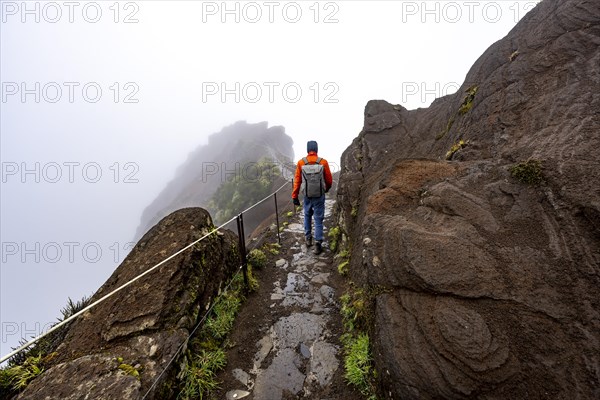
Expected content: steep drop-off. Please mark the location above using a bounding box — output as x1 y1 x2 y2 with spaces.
15 208 240 399
335 0 599 398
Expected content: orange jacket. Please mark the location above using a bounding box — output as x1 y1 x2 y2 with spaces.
292 151 333 199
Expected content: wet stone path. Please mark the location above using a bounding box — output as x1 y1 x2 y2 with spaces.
218 199 360 400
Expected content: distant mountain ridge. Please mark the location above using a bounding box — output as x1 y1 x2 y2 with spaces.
134 121 294 240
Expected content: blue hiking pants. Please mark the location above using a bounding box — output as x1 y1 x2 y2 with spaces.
303 195 326 242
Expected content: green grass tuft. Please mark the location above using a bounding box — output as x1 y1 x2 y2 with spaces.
204 293 242 340
339 287 381 399
328 226 342 252
178 259 257 399
0 354 44 391
338 248 350 260
458 85 478 115
248 249 267 269
337 260 350 276
178 349 226 400
262 242 281 255
343 333 375 397
509 159 544 185
445 139 468 160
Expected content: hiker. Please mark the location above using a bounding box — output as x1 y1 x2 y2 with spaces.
292 140 333 255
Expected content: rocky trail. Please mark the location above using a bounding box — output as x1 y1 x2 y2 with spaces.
215 199 363 400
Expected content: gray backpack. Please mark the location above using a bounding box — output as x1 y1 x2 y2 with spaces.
301 157 326 198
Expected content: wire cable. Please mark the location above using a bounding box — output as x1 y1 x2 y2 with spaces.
141 265 244 399
1 180 293 365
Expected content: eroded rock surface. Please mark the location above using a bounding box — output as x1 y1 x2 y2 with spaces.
17 208 240 400
336 0 600 398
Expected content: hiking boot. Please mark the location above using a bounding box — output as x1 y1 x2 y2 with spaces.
314 241 323 255
306 236 313 247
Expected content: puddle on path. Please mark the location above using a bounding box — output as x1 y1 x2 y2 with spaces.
228 199 340 399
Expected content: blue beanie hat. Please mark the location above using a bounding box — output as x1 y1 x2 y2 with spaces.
307 140 318 153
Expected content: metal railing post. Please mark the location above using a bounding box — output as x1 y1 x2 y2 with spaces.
274 192 281 245
236 214 249 291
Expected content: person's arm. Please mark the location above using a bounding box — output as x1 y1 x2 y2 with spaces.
323 159 333 191
292 160 302 199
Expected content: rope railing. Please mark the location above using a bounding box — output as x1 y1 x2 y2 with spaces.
0 180 292 365
142 180 294 397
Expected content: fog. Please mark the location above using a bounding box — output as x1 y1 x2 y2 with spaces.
0 0 537 358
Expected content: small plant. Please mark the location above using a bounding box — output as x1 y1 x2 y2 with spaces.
458 85 478 115
0 295 91 397
2 354 44 391
338 260 349 276
118 362 142 380
60 296 91 320
445 139 468 160
328 226 342 252
436 115 455 140
335 245 351 277
204 292 242 340
343 333 376 397
339 288 378 399
247 267 259 292
338 248 350 260
510 159 544 185
177 264 255 399
286 211 294 218
0 368 12 389
262 242 280 255
178 349 227 400
247 249 267 269
351 205 358 219
340 288 369 332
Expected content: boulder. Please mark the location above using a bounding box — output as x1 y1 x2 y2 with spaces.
17 208 240 400
335 0 600 398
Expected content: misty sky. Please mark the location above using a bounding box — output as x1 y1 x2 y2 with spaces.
0 0 539 358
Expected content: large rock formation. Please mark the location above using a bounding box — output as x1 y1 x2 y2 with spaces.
335 0 600 398
135 121 294 240
16 208 240 399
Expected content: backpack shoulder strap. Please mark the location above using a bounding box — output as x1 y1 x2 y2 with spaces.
316 157 322 164
302 157 309 165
